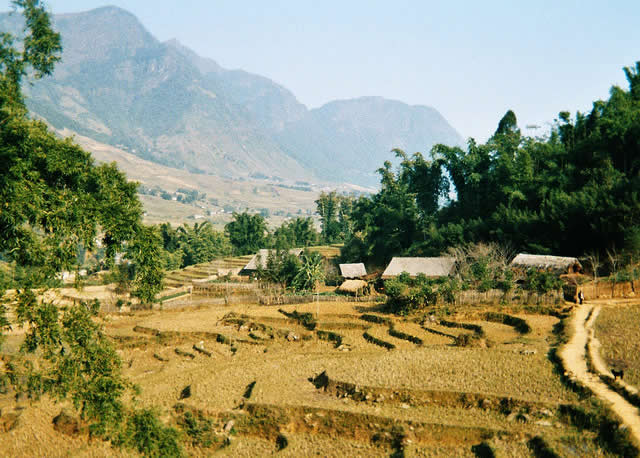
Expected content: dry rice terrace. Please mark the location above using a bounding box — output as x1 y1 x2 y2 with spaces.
2 291 633 457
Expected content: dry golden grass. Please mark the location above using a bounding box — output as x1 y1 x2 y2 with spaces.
595 301 640 388
0 298 605 456
213 433 390 457
0 399 130 458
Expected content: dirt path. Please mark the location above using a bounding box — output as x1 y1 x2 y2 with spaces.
560 302 640 445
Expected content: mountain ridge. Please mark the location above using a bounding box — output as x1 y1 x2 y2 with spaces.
0 5 464 187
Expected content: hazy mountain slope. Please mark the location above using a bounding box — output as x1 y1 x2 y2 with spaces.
165 39 307 132
4 6 310 179
276 97 464 185
0 6 464 188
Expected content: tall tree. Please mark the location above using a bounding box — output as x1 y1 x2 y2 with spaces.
273 217 318 249
0 2 176 450
225 212 268 255
176 221 231 266
342 63 640 264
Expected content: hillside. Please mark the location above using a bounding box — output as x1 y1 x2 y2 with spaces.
0 6 463 188
276 97 463 185
50 128 325 227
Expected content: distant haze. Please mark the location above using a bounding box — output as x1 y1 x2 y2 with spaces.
1 0 639 142
0 6 463 187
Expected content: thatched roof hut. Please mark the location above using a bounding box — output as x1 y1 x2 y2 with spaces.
243 248 303 272
339 263 367 279
510 253 581 274
381 257 456 279
338 279 368 295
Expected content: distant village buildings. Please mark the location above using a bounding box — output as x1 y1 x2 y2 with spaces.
381 257 456 279
510 253 582 275
339 263 367 279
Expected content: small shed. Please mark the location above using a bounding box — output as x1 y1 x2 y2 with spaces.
242 248 303 272
381 257 456 279
338 279 368 295
339 263 367 279
510 253 581 274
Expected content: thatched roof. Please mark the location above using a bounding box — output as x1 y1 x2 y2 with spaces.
510 253 581 272
381 257 455 279
338 279 368 294
339 263 367 279
243 249 303 271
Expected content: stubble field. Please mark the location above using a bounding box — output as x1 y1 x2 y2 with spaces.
0 298 619 456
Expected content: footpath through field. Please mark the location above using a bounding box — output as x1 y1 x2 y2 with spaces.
560 301 640 445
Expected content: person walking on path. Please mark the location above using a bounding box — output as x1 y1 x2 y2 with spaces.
578 290 584 304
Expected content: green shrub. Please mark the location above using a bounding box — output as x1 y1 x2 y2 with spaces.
316 330 343 347
454 333 483 347
119 409 182 457
178 410 219 448
360 314 392 326
524 269 563 294
527 436 559 458
384 273 438 315
439 319 485 337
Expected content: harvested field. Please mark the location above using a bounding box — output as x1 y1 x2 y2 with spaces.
0 296 621 456
595 300 640 388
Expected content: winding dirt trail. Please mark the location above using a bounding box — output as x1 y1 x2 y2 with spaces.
560 302 640 445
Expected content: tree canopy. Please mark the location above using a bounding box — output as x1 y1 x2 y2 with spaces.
0 1 147 285
0 2 175 452
225 211 269 255
342 63 640 268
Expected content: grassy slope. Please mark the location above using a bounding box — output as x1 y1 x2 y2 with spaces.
595 301 640 388
56 128 333 226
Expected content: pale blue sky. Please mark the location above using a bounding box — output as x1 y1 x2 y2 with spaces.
2 1 639 141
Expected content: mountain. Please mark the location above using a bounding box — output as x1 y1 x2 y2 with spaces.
276 97 463 185
5 6 309 180
0 6 464 187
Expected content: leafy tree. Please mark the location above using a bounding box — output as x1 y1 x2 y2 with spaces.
292 251 325 291
384 274 438 315
126 225 164 305
225 212 268 255
315 192 355 243
523 269 563 294
10 295 128 438
342 63 640 266
273 217 318 249
255 250 301 288
176 221 231 266
0 1 175 451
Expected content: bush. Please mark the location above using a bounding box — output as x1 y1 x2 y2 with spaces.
119 409 182 457
524 269 563 294
256 250 301 288
384 273 438 315
178 410 219 448
439 319 485 337
388 327 423 345
454 333 484 347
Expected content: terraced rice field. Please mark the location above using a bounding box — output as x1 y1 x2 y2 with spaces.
1 297 621 456
595 299 640 388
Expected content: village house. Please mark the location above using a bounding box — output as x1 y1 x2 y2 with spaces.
339 263 367 279
381 257 456 279
510 253 582 275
